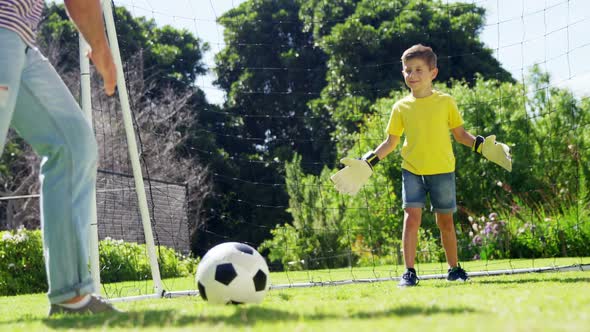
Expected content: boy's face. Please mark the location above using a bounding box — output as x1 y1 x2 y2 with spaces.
402 58 438 93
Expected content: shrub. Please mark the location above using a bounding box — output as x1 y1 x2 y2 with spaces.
0 229 198 295
99 237 198 282
462 206 590 261
0 227 46 296
459 213 510 260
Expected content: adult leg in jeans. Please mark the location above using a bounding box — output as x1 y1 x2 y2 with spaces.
0 28 25 156
10 44 98 305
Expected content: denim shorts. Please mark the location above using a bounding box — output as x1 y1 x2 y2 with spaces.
401 169 456 213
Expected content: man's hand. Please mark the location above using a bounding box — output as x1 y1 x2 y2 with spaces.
88 47 116 96
88 48 117 96
64 0 116 95
473 135 512 172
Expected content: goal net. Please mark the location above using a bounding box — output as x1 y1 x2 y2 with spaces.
2 0 588 301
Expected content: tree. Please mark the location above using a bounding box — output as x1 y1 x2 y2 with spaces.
215 0 329 168
210 0 514 255
1 4 215 251
38 3 209 97
0 138 39 231
196 0 331 256
314 0 513 148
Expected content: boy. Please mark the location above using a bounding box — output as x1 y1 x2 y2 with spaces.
331 44 511 286
0 0 119 314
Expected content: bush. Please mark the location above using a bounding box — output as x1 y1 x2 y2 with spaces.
460 205 590 261
458 213 511 261
99 237 198 283
506 203 590 258
0 227 46 296
0 229 198 296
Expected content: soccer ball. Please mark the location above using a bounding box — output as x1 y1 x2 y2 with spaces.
196 242 270 304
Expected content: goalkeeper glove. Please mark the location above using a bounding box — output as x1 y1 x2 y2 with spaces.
330 151 380 196
473 135 512 172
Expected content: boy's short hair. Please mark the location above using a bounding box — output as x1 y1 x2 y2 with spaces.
401 44 437 69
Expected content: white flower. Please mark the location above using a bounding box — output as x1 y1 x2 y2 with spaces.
14 233 28 243
2 233 12 241
8 263 15 269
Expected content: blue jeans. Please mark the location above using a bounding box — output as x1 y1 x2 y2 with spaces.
0 28 97 303
401 169 457 214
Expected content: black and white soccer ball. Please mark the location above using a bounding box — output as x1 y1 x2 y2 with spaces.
196 242 270 305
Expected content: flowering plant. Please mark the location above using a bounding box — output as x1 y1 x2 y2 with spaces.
467 212 510 260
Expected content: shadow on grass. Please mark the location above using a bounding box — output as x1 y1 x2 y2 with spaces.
40 305 477 329
475 276 590 284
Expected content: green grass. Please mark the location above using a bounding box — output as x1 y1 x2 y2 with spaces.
1 258 589 331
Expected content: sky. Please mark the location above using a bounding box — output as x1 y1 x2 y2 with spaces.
49 0 590 104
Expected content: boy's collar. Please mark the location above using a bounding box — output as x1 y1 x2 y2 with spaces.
410 89 437 99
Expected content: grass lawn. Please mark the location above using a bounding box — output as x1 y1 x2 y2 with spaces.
1 258 589 331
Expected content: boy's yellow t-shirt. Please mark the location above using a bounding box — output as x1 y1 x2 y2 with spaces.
386 90 464 175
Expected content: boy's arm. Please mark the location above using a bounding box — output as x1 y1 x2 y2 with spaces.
374 135 400 160
452 126 512 172
451 126 476 148
64 0 116 96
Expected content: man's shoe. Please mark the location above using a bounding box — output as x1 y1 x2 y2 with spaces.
447 265 469 282
398 268 419 287
48 294 121 317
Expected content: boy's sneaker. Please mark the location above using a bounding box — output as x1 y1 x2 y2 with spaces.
48 294 121 317
447 265 469 282
398 268 419 287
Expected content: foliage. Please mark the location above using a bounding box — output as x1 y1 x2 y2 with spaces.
314 0 513 145
198 0 329 257
261 152 404 269
261 155 350 269
0 136 40 231
506 201 590 259
3 4 214 252
38 3 209 95
0 141 22 176
459 212 510 260
0 229 198 295
263 71 590 268
207 0 513 258
0 227 45 296
457 201 590 261
100 237 198 283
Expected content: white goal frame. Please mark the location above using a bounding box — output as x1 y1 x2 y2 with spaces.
82 0 165 302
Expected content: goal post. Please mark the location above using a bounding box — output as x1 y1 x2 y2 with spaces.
81 0 165 300
78 33 101 294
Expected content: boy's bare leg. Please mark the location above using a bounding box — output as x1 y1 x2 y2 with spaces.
402 207 422 268
436 212 458 268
